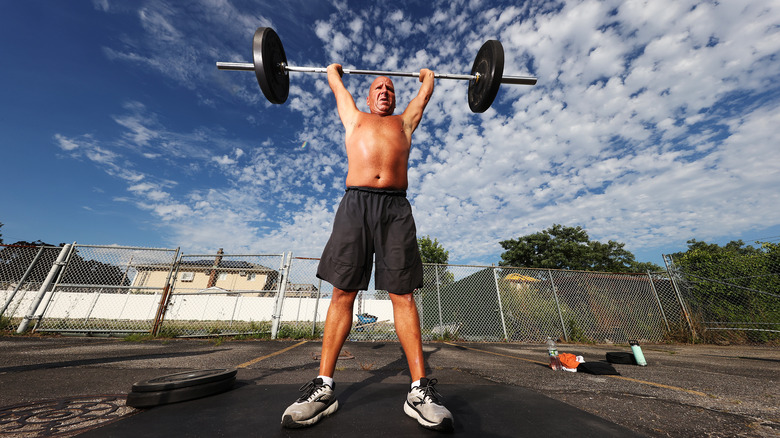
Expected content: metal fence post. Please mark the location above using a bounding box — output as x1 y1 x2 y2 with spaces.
647 271 670 332
271 252 292 339
662 255 697 339
492 268 509 341
32 244 79 332
151 247 181 336
1 245 45 319
547 269 569 341
435 265 444 328
17 244 73 333
312 278 323 338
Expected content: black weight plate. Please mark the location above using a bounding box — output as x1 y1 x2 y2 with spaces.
468 40 504 113
131 369 237 393
253 27 289 104
126 376 236 408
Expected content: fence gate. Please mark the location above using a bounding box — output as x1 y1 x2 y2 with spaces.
32 245 180 335
158 252 288 338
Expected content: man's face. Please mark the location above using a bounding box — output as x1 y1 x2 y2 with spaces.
367 77 396 115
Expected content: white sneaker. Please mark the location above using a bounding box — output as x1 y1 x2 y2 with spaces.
404 378 454 432
281 378 338 428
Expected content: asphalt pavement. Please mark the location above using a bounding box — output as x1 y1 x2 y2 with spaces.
0 335 777 437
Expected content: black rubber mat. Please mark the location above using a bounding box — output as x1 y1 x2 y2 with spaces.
80 382 642 437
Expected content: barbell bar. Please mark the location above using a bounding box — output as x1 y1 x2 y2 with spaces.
216 27 537 113
216 62 537 85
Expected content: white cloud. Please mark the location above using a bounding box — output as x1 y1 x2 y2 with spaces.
92 0 109 12
212 155 236 165
54 133 86 151
69 0 780 264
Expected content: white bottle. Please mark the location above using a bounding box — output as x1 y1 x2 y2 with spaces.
546 337 561 371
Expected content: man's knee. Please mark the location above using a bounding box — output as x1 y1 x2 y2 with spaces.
331 288 358 307
389 292 416 309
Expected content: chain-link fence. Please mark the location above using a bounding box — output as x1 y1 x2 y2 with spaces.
31 245 180 334
3 245 688 343
158 252 288 337
417 265 681 343
273 257 398 342
664 251 780 343
1 244 67 331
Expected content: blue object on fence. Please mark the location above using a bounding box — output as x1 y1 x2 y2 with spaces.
355 313 378 331
356 313 377 324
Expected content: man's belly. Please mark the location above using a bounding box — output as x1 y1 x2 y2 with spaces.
346 169 408 190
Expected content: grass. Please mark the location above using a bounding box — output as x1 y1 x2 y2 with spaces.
118 320 321 341
10 310 774 345
566 319 594 344
123 333 155 342
430 330 459 342
0 315 12 331
662 313 705 344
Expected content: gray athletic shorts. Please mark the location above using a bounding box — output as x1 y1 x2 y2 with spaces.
316 186 424 294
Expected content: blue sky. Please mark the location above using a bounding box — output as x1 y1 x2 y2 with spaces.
1 0 779 267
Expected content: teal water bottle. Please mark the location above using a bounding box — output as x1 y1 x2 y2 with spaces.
629 340 647 366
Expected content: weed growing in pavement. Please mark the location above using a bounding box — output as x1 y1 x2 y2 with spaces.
566 319 593 344
122 333 154 342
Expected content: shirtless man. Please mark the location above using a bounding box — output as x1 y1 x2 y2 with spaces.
281 65 454 432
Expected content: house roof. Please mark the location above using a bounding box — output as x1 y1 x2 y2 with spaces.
136 259 275 272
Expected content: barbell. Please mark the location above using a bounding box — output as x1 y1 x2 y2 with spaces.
216 27 537 113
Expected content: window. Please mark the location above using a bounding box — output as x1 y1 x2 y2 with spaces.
218 273 228 281
247 273 256 281
180 272 194 282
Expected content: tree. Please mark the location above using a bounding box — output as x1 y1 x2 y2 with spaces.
0 222 4 244
668 239 780 342
418 235 449 264
499 224 661 272
416 236 454 300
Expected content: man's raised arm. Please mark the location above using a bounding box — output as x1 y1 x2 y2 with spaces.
327 64 360 134
402 69 435 136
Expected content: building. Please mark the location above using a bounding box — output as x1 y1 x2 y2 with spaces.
132 259 279 297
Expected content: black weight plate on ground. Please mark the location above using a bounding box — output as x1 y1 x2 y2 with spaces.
253 27 289 104
131 369 237 393
468 40 504 113
126 376 236 408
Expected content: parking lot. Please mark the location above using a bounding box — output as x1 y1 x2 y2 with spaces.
0 336 778 437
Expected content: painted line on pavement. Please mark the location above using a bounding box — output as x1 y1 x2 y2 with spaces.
444 342 548 365
237 340 308 369
444 342 707 397
607 375 706 396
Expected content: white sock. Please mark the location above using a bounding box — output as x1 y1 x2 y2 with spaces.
411 379 421 389
318 375 334 388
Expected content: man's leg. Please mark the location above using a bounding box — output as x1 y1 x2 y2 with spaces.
319 287 358 377
389 292 425 381
281 287 356 428
392 292 455 432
